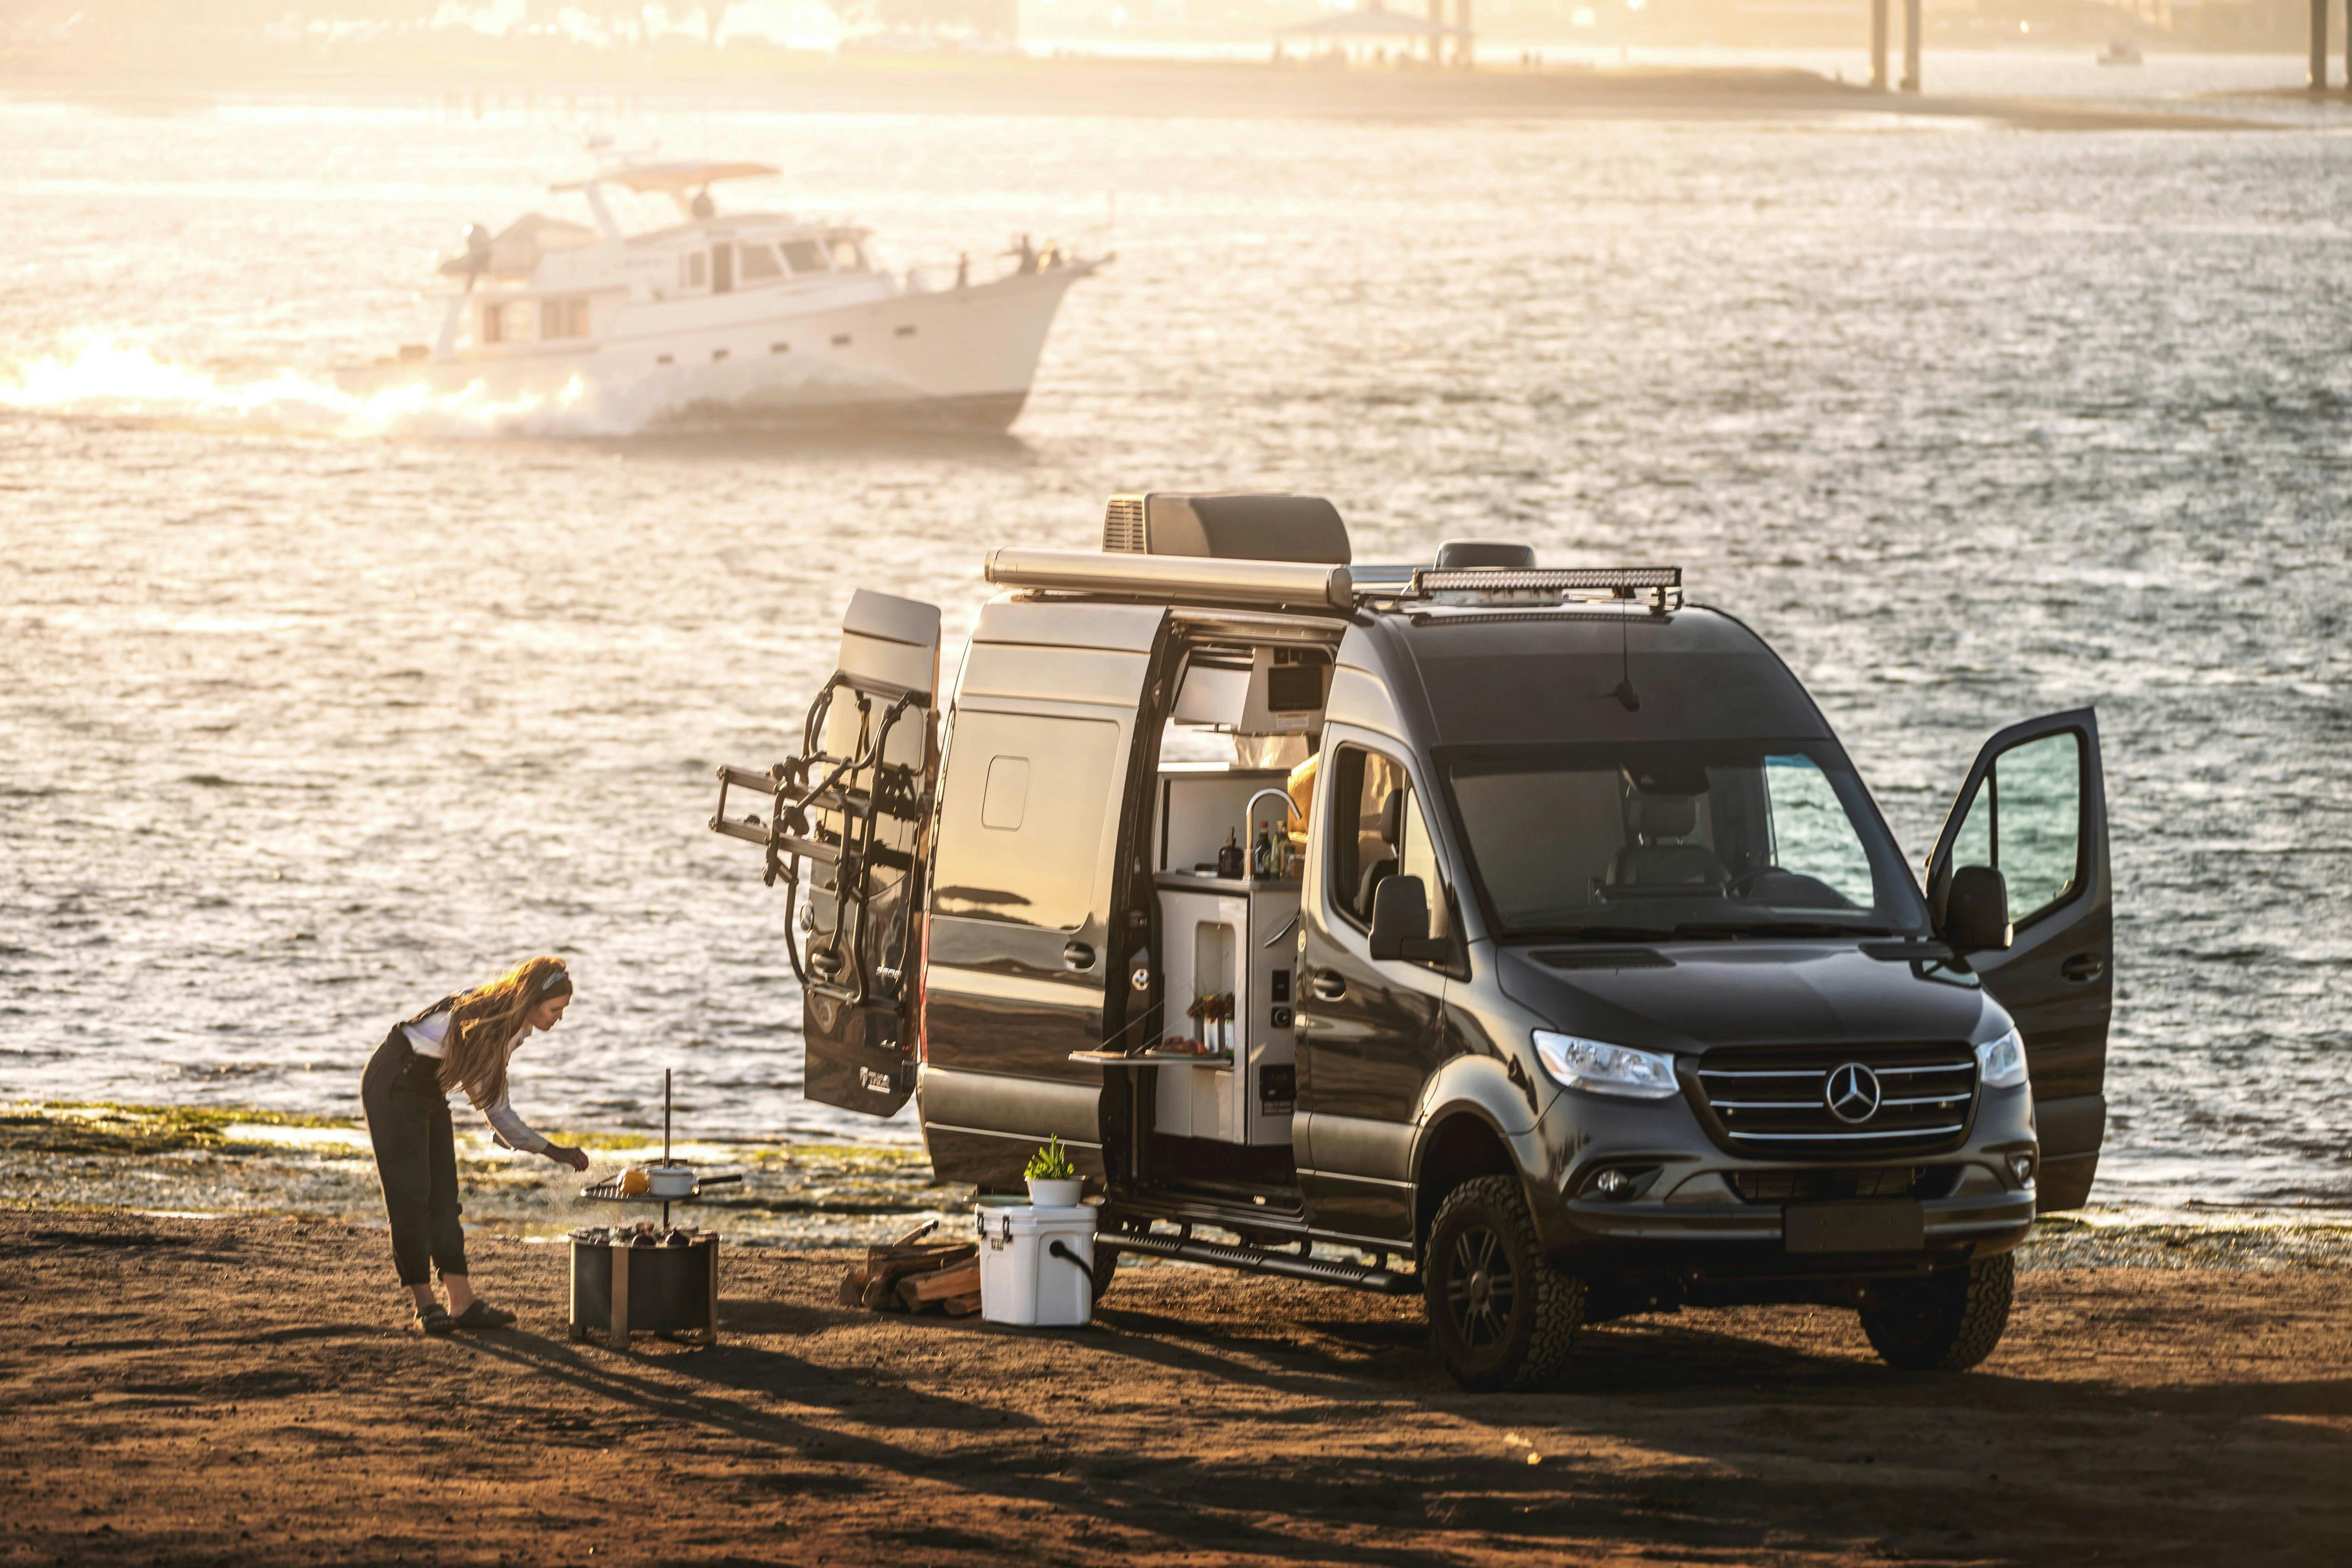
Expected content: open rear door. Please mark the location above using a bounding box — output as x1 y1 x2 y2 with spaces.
1925 708 2112 1211
915 598 1167 1188
711 590 941 1118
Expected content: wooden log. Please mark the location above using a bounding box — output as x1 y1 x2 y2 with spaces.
848 1240 979 1313
941 1291 982 1317
864 1240 975 1274
906 1260 981 1302
897 1261 982 1311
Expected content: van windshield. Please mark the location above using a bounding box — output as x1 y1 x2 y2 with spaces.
1439 740 1930 940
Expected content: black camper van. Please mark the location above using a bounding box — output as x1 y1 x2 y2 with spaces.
711 495 2111 1389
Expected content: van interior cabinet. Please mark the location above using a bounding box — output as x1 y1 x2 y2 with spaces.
1152 876 1298 1147
1149 766 1300 1150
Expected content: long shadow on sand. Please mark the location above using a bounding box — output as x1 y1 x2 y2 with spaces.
716 1291 2352 1564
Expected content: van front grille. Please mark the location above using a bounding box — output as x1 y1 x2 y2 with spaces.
1690 1045 1976 1158
1102 495 1147 553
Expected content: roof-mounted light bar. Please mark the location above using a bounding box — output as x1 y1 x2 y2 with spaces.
984 547 1354 613
1361 564 1684 612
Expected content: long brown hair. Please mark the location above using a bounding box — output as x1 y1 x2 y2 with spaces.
435 955 572 1109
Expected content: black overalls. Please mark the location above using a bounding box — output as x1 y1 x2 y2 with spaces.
360 996 466 1288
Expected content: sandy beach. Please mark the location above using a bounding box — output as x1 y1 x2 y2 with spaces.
4 1206 2346 1566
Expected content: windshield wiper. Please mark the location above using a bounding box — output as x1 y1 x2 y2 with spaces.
1517 925 1681 943
1668 921 1900 940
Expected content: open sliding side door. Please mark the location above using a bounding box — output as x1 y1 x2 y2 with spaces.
1925 708 2113 1211
711 590 941 1118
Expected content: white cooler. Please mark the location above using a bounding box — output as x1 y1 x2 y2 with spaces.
976 1202 1097 1327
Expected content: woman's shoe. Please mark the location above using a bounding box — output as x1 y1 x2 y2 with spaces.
451 1300 517 1330
413 1304 457 1336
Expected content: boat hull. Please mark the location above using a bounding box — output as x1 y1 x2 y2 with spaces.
338 265 1091 432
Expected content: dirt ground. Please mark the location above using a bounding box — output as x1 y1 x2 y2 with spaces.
2 1210 2346 1567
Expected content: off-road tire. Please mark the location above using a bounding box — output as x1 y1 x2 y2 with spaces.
1088 1239 1120 1303
1423 1175 1583 1391
1859 1254 2013 1371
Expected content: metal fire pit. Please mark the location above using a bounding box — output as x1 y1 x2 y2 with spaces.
568 1233 718 1349
567 1070 733 1349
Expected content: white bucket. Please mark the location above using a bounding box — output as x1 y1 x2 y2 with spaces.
976 1203 1097 1328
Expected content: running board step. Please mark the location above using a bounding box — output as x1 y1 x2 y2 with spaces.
1105 1230 1417 1295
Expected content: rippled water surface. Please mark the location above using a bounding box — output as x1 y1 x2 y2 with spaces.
3 87 2346 1215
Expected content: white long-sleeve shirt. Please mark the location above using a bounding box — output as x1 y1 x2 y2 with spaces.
402 1011 553 1156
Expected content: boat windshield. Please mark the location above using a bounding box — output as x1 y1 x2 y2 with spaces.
1437 739 1930 940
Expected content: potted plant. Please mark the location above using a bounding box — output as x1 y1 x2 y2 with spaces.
1024 1136 1083 1208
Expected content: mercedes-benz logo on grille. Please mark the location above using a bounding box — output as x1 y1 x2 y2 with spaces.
1824 1062 1883 1124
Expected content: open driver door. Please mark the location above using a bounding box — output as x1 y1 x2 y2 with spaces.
1925 708 2113 1211
711 590 942 1118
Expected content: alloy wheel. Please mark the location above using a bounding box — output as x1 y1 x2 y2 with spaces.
1444 1223 1518 1350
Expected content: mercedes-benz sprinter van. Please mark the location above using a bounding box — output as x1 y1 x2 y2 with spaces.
711 494 2111 1389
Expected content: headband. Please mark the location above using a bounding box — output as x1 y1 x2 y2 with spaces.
540 968 573 996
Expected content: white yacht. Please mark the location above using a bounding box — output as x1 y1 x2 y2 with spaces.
341 159 1103 429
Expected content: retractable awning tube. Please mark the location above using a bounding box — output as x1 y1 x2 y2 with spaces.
983 547 1354 612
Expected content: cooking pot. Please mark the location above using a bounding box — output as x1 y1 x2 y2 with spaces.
645 1164 697 1199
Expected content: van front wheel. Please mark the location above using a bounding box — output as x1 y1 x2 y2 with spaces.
1859 1254 2013 1371
1423 1175 1582 1391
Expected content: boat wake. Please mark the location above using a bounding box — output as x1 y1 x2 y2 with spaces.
0 338 674 439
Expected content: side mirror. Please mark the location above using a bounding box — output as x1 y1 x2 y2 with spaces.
1368 875 1448 964
1944 866 2013 954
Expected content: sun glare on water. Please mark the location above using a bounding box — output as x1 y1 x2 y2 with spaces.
0 337 640 438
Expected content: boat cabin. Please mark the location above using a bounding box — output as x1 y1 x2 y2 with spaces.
430 160 890 359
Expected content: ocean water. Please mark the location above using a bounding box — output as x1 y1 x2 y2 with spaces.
2 81 2346 1217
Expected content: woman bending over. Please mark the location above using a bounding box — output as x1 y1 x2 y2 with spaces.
361 955 591 1334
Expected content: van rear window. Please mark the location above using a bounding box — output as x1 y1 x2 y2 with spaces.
932 712 1121 931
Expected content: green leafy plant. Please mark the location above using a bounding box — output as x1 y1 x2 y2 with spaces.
1023 1135 1079 1182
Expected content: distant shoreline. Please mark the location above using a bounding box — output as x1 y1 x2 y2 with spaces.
0 53 2278 130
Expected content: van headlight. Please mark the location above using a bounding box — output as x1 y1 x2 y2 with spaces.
1976 1027 2029 1089
1532 1032 1679 1100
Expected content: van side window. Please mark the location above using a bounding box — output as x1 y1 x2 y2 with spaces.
1945 731 2082 928
931 712 1121 931
1329 747 1448 938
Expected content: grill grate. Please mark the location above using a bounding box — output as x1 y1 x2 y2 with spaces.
1691 1044 1976 1158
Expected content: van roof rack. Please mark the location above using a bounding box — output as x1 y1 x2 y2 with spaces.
1352 564 1683 612
981 549 1680 617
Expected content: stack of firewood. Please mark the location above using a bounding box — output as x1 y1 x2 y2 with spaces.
839 1224 981 1317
